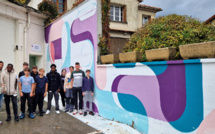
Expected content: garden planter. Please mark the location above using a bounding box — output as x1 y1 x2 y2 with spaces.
146 47 176 61
179 41 215 59
119 51 142 63
101 54 119 64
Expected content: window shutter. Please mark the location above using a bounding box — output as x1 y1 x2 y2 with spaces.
123 6 127 22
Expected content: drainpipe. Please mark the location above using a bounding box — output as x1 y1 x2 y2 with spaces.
24 11 31 62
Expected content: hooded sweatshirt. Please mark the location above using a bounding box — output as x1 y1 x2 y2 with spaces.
1 69 17 95
46 70 61 92
0 70 3 94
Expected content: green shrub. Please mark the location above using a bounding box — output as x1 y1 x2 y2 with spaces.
124 14 215 61
38 0 58 26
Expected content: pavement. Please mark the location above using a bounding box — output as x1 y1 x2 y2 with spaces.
0 102 96 134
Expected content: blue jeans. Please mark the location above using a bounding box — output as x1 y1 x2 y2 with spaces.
65 88 73 111
0 93 4 111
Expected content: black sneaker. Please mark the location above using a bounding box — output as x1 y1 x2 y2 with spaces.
6 116 11 121
15 116 19 121
89 111 94 116
83 112 87 116
42 110 46 113
65 110 69 113
40 113 43 116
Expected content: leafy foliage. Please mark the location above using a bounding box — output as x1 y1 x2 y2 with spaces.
98 0 111 55
72 0 85 9
38 0 58 26
124 14 215 60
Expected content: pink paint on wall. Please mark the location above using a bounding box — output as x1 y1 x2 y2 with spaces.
197 109 215 134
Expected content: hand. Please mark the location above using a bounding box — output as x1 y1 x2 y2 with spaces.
82 93 85 96
20 92 23 97
64 90 66 93
91 92 94 96
58 89 61 92
30 92 33 97
44 92 47 97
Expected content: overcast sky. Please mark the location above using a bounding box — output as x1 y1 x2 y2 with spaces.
142 0 215 21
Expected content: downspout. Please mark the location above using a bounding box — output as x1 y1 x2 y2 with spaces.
24 10 31 62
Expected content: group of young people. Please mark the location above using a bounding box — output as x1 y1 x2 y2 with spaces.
0 61 95 124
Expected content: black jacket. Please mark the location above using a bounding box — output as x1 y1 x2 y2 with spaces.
46 70 61 92
60 75 65 91
30 71 39 81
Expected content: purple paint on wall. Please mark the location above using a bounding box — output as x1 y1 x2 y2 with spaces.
158 63 186 122
112 75 126 92
45 24 52 43
52 38 62 59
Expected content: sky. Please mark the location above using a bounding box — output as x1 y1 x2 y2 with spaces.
142 0 215 21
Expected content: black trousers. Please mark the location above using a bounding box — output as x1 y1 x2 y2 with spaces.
4 95 18 117
21 93 33 114
59 89 66 107
73 87 83 110
32 96 37 112
35 93 44 113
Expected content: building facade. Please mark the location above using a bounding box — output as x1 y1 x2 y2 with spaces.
0 0 47 72
205 14 215 26
109 0 162 54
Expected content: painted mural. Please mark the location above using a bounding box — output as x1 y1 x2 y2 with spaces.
45 0 215 133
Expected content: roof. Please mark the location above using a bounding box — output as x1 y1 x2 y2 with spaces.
138 4 162 13
205 15 215 24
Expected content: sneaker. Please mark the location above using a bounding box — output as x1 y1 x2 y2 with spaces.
40 113 43 116
69 110 73 113
15 116 19 121
45 110 50 115
0 121 2 125
79 109 83 115
33 112 37 117
20 113 25 119
29 113 35 119
6 116 11 121
84 112 87 116
64 110 69 113
42 110 46 113
89 111 95 116
56 110 60 114
73 109 77 115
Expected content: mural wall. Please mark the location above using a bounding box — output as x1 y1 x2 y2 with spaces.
45 0 215 133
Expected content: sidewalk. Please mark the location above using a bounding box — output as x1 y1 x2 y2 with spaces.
0 102 96 134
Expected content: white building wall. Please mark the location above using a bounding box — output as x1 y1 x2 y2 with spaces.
0 15 15 67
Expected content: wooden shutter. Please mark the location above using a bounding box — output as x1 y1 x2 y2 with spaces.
123 6 127 22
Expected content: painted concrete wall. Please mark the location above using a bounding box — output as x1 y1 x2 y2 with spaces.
45 0 215 133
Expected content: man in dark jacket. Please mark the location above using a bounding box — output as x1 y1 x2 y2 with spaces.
46 64 61 115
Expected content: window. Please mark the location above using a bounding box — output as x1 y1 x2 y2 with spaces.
52 0 67 14
142 16 151 25
110 5 126 22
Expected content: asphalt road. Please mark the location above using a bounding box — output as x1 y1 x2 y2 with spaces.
0 102 96 134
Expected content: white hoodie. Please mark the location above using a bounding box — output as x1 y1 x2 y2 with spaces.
0 70 3 94
1 69 17 95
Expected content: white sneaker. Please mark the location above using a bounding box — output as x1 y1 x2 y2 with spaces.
73 109 77 115
79 109 83 115
46 110 50 115
56 110 60 114
0 121 2 125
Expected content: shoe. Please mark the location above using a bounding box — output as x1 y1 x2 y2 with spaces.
29 113 35 119
42 110 46 113
33 112 37 117
20 113 25 119
79 109 83 115
6 116 11 121
89 111 95 116
46 110 50 115
64 110 69 113
40 113 43 116
73 109 77 115
84 112 87 116
15 116 19 121
0 121 2 125
56 110 60 114
69 110 73 113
